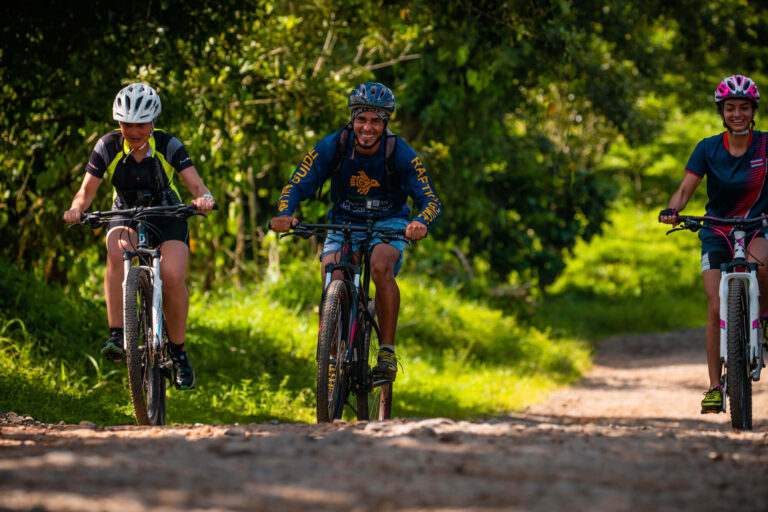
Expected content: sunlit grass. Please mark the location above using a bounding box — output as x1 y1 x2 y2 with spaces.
0 203 703 425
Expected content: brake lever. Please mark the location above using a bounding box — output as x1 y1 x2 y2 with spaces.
666 222 701 235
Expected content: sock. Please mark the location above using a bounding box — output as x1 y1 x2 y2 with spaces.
169 342 185 354
380 344 394 353
109 327 123 337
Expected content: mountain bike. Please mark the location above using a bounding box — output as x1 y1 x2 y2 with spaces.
666 214 767 429
77 202 214 425
275 215 407 422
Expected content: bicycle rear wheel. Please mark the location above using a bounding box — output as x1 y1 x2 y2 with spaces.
726 280 752 430
360 301 392 420
316 280 351 423
124 267 167 426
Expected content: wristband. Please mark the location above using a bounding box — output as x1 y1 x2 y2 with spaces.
202 193 214 200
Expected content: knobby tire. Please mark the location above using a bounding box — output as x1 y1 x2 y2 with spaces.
360 301 392 420
316 280 351 423
726 280 752 430
124 267 167 426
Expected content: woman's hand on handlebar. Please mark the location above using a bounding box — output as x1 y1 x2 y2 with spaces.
192 195 216 213
269 215 299 233
62 207 83 225
658 208 679 225
405 220 428 240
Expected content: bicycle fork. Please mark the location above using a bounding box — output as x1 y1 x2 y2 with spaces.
719 230 763 383
122 249 164 352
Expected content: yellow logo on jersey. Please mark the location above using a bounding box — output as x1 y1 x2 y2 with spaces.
349 171 380 195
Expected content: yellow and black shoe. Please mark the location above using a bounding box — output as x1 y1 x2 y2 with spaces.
701 385 724 414
372 348 398 382
328 359 337 395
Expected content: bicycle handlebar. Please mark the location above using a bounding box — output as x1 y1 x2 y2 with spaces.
275 222 407 242
76 203 218 228
666 214 768 235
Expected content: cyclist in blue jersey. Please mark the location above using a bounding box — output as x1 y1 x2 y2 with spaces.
270 82 443 381
660 74 768 413
63 83 215 390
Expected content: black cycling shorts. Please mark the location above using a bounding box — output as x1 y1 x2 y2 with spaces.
108 214 190 248
701 250 732 272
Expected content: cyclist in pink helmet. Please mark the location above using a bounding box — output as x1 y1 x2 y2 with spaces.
659 74 768 414
714 74 760 134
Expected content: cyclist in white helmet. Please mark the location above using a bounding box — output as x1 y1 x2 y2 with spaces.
659 74 768 413
63 83 215 390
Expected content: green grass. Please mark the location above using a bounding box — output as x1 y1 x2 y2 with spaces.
0 202 706 425
534 203 706 340
0 257 589 425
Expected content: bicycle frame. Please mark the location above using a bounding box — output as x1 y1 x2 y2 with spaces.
121 222 164 353
718 228 762 380
669 214 767 385
321 221 378 395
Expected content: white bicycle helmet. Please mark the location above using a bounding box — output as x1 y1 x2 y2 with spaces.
112 83 162 123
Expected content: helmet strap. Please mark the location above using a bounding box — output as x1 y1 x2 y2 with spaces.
721 112 756 135
354 134 383 151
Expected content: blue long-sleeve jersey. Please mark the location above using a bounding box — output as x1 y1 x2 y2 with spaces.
277 128 442 227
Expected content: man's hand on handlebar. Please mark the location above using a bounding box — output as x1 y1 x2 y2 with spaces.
269 215 299 233
405 220 427 241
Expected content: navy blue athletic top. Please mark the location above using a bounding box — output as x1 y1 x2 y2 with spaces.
277 129 442 227
686 130 768 246
686 130 768 219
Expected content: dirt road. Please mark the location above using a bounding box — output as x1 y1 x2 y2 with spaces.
2 328 768 511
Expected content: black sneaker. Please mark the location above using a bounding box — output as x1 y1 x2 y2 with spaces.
101 330 125 362
372 348 398 382
169 347 196 390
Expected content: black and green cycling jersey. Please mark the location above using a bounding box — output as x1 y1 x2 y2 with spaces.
85 129 193 208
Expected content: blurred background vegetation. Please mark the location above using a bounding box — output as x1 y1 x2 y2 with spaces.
1 0 766 424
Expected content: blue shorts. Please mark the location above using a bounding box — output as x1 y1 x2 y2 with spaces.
321 217 409 277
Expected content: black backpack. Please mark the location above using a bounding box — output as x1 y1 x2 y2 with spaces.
316 122 401 204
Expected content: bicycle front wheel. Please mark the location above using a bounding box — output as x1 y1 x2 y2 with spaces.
316 280 351 423
360 300 392 421
726 279 752 430
124 267 166 426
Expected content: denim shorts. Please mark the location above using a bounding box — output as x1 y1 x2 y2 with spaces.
321 217 409 277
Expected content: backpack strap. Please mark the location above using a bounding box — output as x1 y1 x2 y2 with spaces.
315 123 353 200
383 128 398 186
316 125 400 201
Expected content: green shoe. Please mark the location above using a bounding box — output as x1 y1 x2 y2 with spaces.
170 348 196 390
372 348 398 382
701 385 724 414
101 331 125 362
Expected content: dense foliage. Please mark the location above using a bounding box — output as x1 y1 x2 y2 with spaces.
5 1 768 291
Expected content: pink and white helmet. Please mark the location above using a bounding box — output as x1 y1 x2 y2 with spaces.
714 74 760 104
